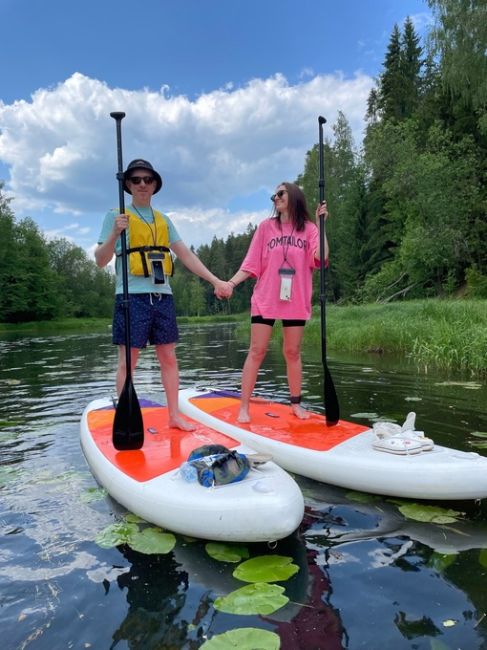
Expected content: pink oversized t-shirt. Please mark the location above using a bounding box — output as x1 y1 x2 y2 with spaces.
240 218 322 320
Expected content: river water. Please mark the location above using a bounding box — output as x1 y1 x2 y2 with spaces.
1 323 487 649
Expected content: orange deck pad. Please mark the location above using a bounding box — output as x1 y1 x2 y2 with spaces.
190 396 369 451
87 406 239 482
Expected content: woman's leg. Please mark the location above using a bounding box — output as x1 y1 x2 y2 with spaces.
238 323 273 422
155 343 195 431
282 325 310 419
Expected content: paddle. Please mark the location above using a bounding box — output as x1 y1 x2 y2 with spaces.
318 115 340 425
110 111 144 450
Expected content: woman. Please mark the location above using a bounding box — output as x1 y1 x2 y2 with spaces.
222 182 329 423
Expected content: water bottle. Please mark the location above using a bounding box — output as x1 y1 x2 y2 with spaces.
179 461 198 483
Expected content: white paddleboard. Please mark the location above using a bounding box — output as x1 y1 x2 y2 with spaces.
179 387 487 501
80 397 304 542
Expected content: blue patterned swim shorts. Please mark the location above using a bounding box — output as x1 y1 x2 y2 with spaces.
112 293 179 348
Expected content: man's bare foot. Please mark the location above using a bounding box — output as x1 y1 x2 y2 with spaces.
292 404 310 420
168 415 196 431
237 409 251 424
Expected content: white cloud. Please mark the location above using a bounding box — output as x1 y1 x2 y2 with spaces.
169 207 269 249
0 71 373 249
408 12 434 34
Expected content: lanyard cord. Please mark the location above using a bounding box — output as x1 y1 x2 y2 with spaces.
281 222 295 268
131 204 158 246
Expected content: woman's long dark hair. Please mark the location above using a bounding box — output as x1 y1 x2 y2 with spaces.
272 182 311 231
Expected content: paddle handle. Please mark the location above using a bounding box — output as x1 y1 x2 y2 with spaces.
111 112 126 217
318 116 328 363
318 116 340 425
110 112 133 381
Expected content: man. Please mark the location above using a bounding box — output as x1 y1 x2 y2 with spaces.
95 159 230 431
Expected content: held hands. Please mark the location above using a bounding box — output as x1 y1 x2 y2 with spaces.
315 201 329 221
214 279 234 300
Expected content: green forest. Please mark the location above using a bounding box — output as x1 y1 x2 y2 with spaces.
0 0 485 324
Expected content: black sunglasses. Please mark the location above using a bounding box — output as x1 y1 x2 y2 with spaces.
271 189 287 202
129 176 155 185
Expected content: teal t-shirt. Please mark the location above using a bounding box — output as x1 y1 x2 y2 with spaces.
97 205 182 294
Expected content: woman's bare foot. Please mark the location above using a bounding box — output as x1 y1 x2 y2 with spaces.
291 404 310 420
168 415 196 431
237 408 251 424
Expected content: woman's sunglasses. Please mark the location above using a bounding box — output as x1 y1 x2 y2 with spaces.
271 189 287 202
129 176 155 185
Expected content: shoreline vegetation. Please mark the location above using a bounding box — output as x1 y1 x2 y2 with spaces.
1 299 485 378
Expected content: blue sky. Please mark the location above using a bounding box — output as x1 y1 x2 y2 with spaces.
0 0 431 253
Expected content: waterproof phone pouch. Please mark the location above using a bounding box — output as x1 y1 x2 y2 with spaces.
279 267 295 301
148 251 166 285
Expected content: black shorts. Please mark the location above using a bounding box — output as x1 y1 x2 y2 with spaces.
112 293 179 348
251 315 306 328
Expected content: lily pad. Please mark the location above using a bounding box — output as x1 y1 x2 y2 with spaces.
80 487 108 503
95 522 139 548
127 527 176 554
0 419 23 427
479 549 487 568
430 639 452 650
470 431 487 438
346 490 381 504
350 412 378 419
0 465 22 486
201 627 280 649
434 381 481 390
214 582 288 615
469 440 487 450
124 513 146 524
397 503 464 524
205 542 250 563
233 555 299 583
427 552 457 572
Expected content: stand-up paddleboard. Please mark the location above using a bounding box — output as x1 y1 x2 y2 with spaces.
80 397 304 542
179 388 487 501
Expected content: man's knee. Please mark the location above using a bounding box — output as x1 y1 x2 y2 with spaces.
156 344 177 366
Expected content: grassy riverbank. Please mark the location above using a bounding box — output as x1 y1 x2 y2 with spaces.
232 298 486 377
305 299 487 377
1 299 485 377
0 318 111 333
0 314 242 333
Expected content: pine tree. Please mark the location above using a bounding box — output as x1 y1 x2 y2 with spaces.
400 17 423 119
377 24 404 121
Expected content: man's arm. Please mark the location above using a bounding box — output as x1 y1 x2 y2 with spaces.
171 240 230 297
95 213 128 268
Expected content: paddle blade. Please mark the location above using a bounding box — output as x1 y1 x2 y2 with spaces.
324 364 340 426
112 378 144 450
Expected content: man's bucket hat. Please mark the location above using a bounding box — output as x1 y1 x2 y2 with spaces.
123 159 163 194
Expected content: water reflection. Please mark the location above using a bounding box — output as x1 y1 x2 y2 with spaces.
111 547 191 648
1 324 487 649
